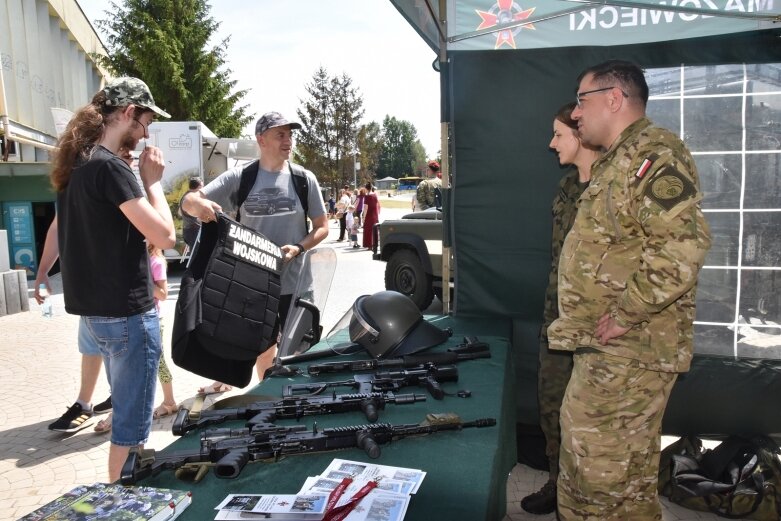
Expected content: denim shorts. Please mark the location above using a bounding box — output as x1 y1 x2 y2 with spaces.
77 317 101 356
84 309 161 446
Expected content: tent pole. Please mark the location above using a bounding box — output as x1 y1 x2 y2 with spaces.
439 0 451 315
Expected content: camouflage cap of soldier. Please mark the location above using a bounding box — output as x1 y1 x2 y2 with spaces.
102 77 171 118
255 112 302 135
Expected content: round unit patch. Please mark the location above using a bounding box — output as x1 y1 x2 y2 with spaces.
651 175 685 200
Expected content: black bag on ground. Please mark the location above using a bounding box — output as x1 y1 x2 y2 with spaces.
658 435 781 520
172 213 283 387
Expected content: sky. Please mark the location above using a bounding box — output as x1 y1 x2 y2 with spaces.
76 0 442 158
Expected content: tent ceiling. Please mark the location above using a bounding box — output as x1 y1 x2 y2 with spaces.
392 0 781 52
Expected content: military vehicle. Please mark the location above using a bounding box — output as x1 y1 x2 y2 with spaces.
372 209 451 310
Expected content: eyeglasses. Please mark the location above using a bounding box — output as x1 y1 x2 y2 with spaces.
575 86 628 108
133 117 148 133
133 117 149 148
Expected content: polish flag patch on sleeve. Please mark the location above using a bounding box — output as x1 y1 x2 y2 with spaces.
635 157 654 179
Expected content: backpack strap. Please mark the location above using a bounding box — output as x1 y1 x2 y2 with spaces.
288 163 310 233
235 160 309 233
235 160 260 223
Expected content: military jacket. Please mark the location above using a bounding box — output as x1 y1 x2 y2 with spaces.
416 177 441 210
540 169 589 345
548 117 711 373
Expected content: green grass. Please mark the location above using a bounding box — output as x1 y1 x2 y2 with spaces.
377 197 414 209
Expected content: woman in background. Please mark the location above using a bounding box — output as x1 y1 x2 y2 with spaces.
361 182 380 249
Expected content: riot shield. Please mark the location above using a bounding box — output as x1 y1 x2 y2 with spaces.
275 247 337 359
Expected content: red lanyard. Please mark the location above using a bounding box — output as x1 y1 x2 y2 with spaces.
323 478 378 521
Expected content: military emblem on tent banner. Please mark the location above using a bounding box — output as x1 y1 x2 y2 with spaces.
475 0 536 49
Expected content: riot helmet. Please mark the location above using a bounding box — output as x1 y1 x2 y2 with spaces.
348 291 450 358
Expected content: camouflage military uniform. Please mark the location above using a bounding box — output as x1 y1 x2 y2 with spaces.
415 177 441 210
548 117 711 520
538 169 589 480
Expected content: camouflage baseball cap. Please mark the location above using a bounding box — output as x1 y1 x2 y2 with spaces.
255 112 302 135
102 77 171 118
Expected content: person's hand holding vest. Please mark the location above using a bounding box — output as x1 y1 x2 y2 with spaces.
182 191 222 223
281 244 302 264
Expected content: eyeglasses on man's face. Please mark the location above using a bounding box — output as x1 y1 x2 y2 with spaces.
575 86 628 108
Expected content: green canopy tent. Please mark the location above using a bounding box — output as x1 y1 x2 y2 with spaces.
390 0 781 436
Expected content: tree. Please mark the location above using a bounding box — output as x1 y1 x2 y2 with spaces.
295 67 365 190
377 116 426 178
356 121 382 181
94 0 252 138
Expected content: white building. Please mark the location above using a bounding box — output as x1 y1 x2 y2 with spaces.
0 0 108 277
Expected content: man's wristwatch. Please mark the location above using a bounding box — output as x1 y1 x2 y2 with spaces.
294 243 306 256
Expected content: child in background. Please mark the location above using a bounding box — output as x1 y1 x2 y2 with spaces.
327 193 336 219
347 205 359 248
148 244 179 419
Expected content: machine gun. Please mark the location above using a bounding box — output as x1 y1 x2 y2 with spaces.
306 336 490 376
120 413 496 485
284 364 459 400
307 342 491 376
172 391 426 436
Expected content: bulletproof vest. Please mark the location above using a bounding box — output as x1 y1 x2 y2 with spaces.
171 213 284 387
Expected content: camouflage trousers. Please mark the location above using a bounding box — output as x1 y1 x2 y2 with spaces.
557 349 677 521
538 340 574 479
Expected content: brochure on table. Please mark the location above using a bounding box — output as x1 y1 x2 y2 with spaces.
213 458 423 521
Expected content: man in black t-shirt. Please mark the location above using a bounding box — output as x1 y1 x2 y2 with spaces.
51 77 175 482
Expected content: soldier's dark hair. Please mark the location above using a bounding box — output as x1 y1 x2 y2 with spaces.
554 102 578 131
189 177 203 190
577 60 649 107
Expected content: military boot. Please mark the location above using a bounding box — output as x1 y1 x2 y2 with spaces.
520 479 557 515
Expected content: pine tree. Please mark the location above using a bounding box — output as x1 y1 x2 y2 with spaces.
94 0 252 138
295 67 365 190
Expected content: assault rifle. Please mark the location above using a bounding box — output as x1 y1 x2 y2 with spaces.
120 413 496 484
306 336 490 376
171 391 426 436
284 364 459 400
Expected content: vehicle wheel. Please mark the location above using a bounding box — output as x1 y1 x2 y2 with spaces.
267 202 277 215
385 249 434 311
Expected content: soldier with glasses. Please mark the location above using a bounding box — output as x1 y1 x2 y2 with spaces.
548 61 711 520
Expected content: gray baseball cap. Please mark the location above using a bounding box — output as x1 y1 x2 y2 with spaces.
255 112 302 135
102 77 171 118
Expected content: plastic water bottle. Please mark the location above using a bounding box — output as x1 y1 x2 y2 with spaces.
39 284 53 318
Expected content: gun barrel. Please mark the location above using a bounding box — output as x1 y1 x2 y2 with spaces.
307 359 378 375
307 347 491 376
391 392 427 404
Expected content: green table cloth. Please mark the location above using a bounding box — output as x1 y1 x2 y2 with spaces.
139 316 516 520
